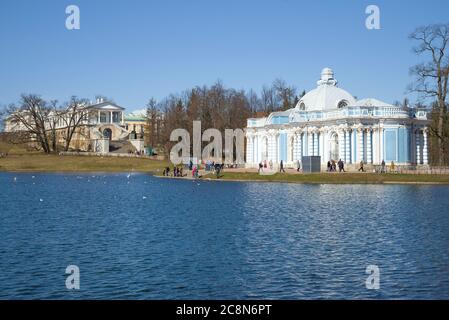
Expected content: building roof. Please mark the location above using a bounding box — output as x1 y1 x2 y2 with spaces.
86 100 125 111
124 109 147 121
355 98 394 107
295 68 356 111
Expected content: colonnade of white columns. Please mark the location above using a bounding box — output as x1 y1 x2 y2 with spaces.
246 125 429 167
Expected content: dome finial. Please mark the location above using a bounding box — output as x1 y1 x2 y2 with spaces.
317 67 337 86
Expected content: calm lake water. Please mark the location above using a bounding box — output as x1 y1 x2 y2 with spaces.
0 172 448 299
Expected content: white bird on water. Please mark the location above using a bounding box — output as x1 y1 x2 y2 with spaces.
13 177 17 182
127 174 131 179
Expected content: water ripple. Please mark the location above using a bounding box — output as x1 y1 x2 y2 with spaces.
0 173 448 299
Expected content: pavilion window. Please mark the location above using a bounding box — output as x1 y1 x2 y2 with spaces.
100 112 107 123
112 112 119 123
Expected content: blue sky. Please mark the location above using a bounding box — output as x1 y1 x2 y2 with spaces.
1 0 448 111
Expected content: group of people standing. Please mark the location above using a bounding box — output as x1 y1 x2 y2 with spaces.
327 159 346 172
162 166 184 177
258 159 273 172
258 159 301 173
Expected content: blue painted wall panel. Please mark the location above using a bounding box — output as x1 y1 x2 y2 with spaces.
279 133 287 161
385 129 397 162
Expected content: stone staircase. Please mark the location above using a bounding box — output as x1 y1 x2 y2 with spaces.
109 140 137 154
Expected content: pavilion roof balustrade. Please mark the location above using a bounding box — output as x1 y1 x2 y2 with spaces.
247 106 427 128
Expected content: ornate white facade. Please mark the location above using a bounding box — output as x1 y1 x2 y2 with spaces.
245 68 430 168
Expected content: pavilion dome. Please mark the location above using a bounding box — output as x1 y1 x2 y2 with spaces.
295 68 356 111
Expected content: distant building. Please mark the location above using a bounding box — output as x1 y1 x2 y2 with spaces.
4 98 143 153
124 109 146 139
245 68 430 168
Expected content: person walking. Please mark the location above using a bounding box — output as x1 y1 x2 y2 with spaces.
280 160 286 173
331 160 336 172
381 160 386 173
215 163 221 178
296 159 301 172
258 162 263 173
358 160 365 172
338 159 345 172
327 160 331 172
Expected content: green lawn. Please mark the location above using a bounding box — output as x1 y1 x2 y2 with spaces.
1 142 448 184
0 154 168 173
208 171 449 184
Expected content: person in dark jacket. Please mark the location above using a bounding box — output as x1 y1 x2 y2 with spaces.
338 159 345 172
280 160 286 173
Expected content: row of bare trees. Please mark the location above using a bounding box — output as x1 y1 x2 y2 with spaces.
145 79 301 155
2 94 89 153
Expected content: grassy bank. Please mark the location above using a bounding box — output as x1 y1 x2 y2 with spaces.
1 151 449 184
206 171 449 184
0 154 168 173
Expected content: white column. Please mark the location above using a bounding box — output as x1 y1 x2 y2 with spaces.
308 131 313 156
273 133 279 164
372 128 378 164
121 112 124 124
351 129 356 164
290 134 295 162
379 126 384 164
423 129 428 165
246 135 253 165
344 130 350 163
319 131 325 163
322 130 328 163
110 111 113 123
255 135 259 164
358 129 364 163
366 128 372 164
313 132 318 156
98 111 101 124
338 130 345 161
416 130 421 164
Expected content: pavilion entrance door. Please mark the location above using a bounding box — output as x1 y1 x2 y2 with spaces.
103 128 112 140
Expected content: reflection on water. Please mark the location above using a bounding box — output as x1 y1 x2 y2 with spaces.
0 172 448 299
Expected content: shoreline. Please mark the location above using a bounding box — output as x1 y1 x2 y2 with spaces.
3 169 449 185
1 154 449 185
154 174 449 185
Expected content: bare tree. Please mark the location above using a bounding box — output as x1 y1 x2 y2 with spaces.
261 85 277 113
409 24 449 165
59 97 90 151
6 94 52 153
273 78 296 110
146 97 159 148
247 89 261 114
47 100 60 152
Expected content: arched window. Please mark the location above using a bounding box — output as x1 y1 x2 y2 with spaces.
337 100 348 109
299 102 306 110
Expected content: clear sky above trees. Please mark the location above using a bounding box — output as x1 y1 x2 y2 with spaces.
1 0 448 111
